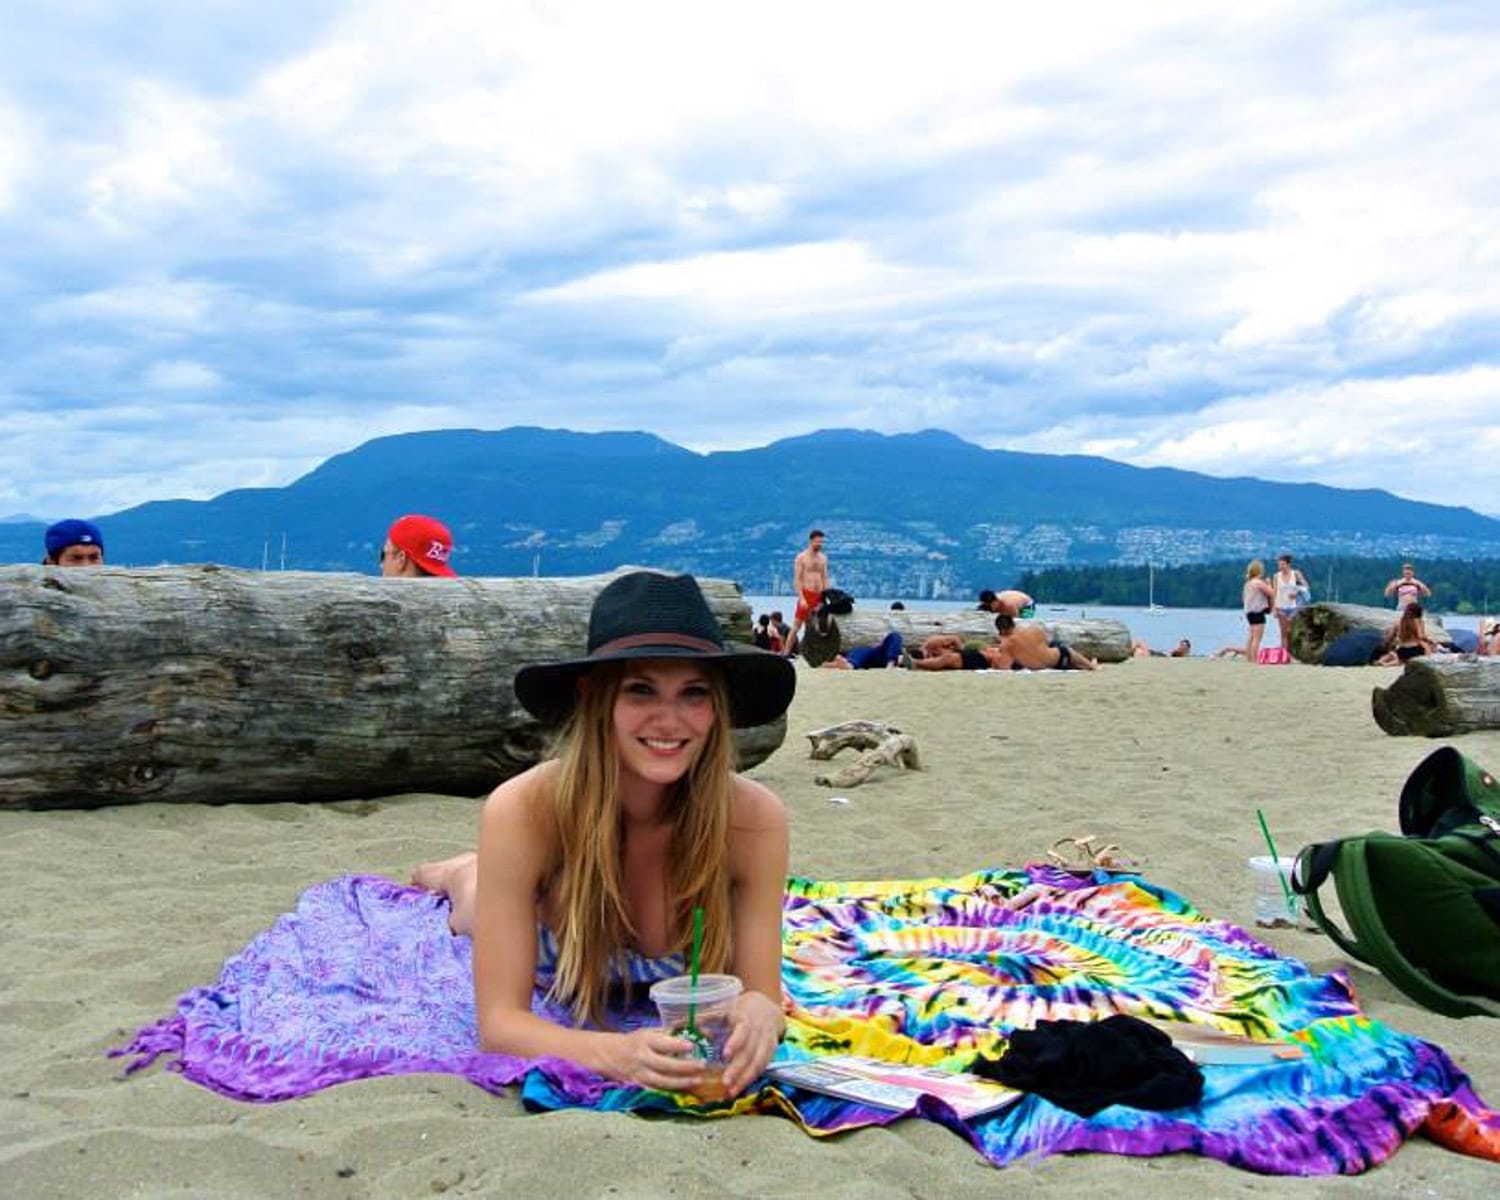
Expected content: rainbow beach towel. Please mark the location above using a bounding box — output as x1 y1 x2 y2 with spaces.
114 865 1500 1175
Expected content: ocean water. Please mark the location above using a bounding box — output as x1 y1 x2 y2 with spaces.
742 596 1480 655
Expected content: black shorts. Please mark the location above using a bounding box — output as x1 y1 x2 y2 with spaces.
1396 644 1425 661
1246 611 1267 626
960 647 987 671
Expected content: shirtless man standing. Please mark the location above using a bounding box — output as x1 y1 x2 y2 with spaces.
994 615 1099 670
785 528 830 657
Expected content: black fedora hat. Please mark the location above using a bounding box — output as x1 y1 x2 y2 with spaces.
514 571 796 728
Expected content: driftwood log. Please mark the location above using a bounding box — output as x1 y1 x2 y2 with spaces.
1290 602 1449 664
830 610 1132 663
1370 657 1500 736
0 565 786 809
806 720 921 788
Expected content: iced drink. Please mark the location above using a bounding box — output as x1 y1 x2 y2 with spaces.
648 973 743 1100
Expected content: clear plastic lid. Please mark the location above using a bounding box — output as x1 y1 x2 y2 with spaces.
648 973 743 1007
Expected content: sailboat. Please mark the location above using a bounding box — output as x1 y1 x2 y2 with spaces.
1146 562 1166 614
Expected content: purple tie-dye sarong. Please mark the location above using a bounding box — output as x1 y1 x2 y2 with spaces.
113 866 1500 1174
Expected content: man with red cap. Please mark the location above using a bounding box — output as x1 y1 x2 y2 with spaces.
380 514 458 578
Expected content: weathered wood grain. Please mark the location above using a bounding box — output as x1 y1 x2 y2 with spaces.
1370 657 1500 736
0 566 786 809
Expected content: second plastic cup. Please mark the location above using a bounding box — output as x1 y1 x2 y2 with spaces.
648 973 743 1100
1248 855 1303 928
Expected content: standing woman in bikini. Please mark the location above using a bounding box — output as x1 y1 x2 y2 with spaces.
1241 560 1276 661
1271 553 1310 651
413 572 795 1097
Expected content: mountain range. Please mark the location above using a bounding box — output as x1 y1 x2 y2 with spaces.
6 427 1499 598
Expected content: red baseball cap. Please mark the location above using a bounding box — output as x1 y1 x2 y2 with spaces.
388 514 458 577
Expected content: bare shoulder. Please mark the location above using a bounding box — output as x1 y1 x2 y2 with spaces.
728 773 787 833
480 760 558 843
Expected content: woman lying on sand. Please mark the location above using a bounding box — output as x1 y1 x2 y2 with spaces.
412 571 795 1098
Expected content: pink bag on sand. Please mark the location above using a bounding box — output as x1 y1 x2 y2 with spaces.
1258 647 1291 665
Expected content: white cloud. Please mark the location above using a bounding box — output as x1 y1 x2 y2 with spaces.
83 82 242 227
143 359 223 390
1 0 1498 520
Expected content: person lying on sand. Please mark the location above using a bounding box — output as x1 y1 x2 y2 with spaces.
821 631 906 669
994 615 1099 670
411 571 794 1098
909 641 1008 671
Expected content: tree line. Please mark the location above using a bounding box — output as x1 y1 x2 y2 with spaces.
1016 557 1500 614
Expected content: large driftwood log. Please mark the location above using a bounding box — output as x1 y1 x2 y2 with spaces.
1370 657 1500 736
0 566 786 809
829 610 1133 663
1290 602 1449 664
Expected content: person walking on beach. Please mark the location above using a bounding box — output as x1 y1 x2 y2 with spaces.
1383 563 1432 610
411 571 794 1097
42 519 105 567
1241 559 1275 661
784 529 830 657
380 514 458 578
1271 554 1310 650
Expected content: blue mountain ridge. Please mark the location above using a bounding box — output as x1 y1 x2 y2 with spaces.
5 426 1498 597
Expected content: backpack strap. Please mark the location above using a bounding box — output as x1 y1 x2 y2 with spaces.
1293 841 1373 967
1298 838 1500 1019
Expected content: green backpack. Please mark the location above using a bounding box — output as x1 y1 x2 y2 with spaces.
1292 746 1500 1018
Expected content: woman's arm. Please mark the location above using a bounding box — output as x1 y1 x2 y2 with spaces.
469 767 701 1090
719 776 790 1096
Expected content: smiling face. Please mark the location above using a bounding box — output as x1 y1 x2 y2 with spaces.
611 659 720 795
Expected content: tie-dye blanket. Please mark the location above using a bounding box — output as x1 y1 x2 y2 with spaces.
114 865 1500 1175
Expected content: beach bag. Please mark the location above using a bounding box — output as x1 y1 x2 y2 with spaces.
1292 747 1500 1017
819 588 855 616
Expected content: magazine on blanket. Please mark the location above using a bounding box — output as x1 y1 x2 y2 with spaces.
1138 1019 1307 1065
766 1056 1021 1120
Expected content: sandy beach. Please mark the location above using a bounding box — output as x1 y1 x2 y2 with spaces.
4 656 1500 1198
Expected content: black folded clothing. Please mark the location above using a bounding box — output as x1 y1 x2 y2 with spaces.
971 1014 1204 1117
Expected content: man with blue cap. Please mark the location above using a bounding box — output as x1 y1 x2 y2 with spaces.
44 519 105 567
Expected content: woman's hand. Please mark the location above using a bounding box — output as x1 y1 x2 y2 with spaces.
720 989 785 1097
596 1028 706 1092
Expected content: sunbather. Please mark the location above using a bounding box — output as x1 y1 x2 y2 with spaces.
410 571 795 1098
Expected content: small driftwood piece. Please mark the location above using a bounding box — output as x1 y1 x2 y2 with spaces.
0 565 785 809
807 719 920 788
1371 657 1500 737
806 718 906 760
830 610 1132 664
1290 602 1449 665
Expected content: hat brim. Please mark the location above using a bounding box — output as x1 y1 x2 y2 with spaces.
515 642 795 729
417 561 458 578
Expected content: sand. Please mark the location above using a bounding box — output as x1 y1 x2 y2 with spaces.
4 657 1500 1198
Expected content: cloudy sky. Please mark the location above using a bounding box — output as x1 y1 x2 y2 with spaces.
3 0 1498 521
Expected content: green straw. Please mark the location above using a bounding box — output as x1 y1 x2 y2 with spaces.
1255 808 1297 914
687 906 704 1037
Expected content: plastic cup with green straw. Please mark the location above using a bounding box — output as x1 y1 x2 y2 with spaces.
1255 807 1297 917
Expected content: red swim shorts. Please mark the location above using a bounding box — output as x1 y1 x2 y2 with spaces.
794 589 824 621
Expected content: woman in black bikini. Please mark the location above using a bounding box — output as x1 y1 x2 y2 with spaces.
1378 602 1437 666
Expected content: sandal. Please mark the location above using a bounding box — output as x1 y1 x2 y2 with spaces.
1046 835 1142 872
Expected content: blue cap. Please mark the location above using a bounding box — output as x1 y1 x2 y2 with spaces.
45 519 104 558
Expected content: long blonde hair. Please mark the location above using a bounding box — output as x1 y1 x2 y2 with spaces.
544 660 736 1027
1246 559 1265 580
